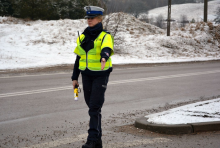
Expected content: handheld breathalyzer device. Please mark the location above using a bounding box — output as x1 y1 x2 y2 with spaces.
74 85 81 101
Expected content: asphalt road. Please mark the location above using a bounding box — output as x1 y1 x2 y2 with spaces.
0 61 220 148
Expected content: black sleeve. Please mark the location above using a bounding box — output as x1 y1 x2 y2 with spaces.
100 47 111 62
71 55 80 81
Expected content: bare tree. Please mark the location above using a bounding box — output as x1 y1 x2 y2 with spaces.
140 11 149 23
214 6 220 24
155 14 164 28
103 13 114 30
97 0 107 8
103 12 125 53
148 17 154 25
126 0 148 18
105 0 149 17
216 25 220 47
207 22 220 48
105 0 129 14
180 15 189 27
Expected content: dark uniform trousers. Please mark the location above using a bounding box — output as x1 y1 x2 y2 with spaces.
82 74 109 141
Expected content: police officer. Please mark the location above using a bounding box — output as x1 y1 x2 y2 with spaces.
71 6 114 148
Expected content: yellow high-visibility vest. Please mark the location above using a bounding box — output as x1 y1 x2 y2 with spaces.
74 31 114 71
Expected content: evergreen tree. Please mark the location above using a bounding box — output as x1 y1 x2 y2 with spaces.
214 6 220 24
191 18 196 23
68 0 76 19
11 0 60 20
73 0 87 19
46 0 59 20
127 0 149 18
56 0 69 19
0 0 13 16
155 14 164 28
172 0 196 4
42 0 59 20
3 0 106 20
12 0 40 19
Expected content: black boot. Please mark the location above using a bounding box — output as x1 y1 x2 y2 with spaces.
95 139 102 148
82 139 102 148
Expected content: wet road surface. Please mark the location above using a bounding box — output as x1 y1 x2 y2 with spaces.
0 61 220 148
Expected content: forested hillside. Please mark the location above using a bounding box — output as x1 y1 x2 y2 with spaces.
105 0 212 16
0 0 213 20
0 0 103 20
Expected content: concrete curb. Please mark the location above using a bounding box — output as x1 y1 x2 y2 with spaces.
135 116 220 135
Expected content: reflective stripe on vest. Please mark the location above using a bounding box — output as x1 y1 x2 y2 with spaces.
74 31 114 71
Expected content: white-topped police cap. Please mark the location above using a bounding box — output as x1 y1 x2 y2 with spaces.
84 6 104 19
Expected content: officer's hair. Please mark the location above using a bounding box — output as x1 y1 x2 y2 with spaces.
96 15 103 22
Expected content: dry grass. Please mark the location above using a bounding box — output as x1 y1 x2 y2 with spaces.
181 27 185 31
195 22 201 31
135 35 140 38
23 18 32 22
207 39 214 44
130 31 135 34
207 22 214 31
0 17 34 24
194 39 201 44
0 17 17 24
200 27 204 31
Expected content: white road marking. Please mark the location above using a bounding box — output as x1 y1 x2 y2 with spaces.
0 86 73 98
0 67 151 79
114 67 146 71
0 72 69 79
21 133 88 148
109 69 220 85
0 67 136 79
0 70 220 98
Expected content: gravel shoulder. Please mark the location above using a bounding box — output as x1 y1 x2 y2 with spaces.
1 95 220 148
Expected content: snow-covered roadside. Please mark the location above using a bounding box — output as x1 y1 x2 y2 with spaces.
111 55 220 65
0 10 219 70
0 18 87 69
145 0 220 21
146 98 220 124
105 13 220 64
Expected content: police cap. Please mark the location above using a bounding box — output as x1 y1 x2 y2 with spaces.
84 6 104 19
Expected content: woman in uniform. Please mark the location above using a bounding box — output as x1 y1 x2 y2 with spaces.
71 6 114 148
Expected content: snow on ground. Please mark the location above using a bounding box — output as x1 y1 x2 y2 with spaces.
145 0 220 22
0 10 220 70
146 98 220 124
0 17 87 69
105 13 220 64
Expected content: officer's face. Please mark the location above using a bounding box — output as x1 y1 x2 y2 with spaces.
87 17 101 27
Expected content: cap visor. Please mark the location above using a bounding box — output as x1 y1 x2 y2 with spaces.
84 15 98 19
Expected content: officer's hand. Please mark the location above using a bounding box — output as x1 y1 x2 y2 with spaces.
72 80 79 89
101 58 106 70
